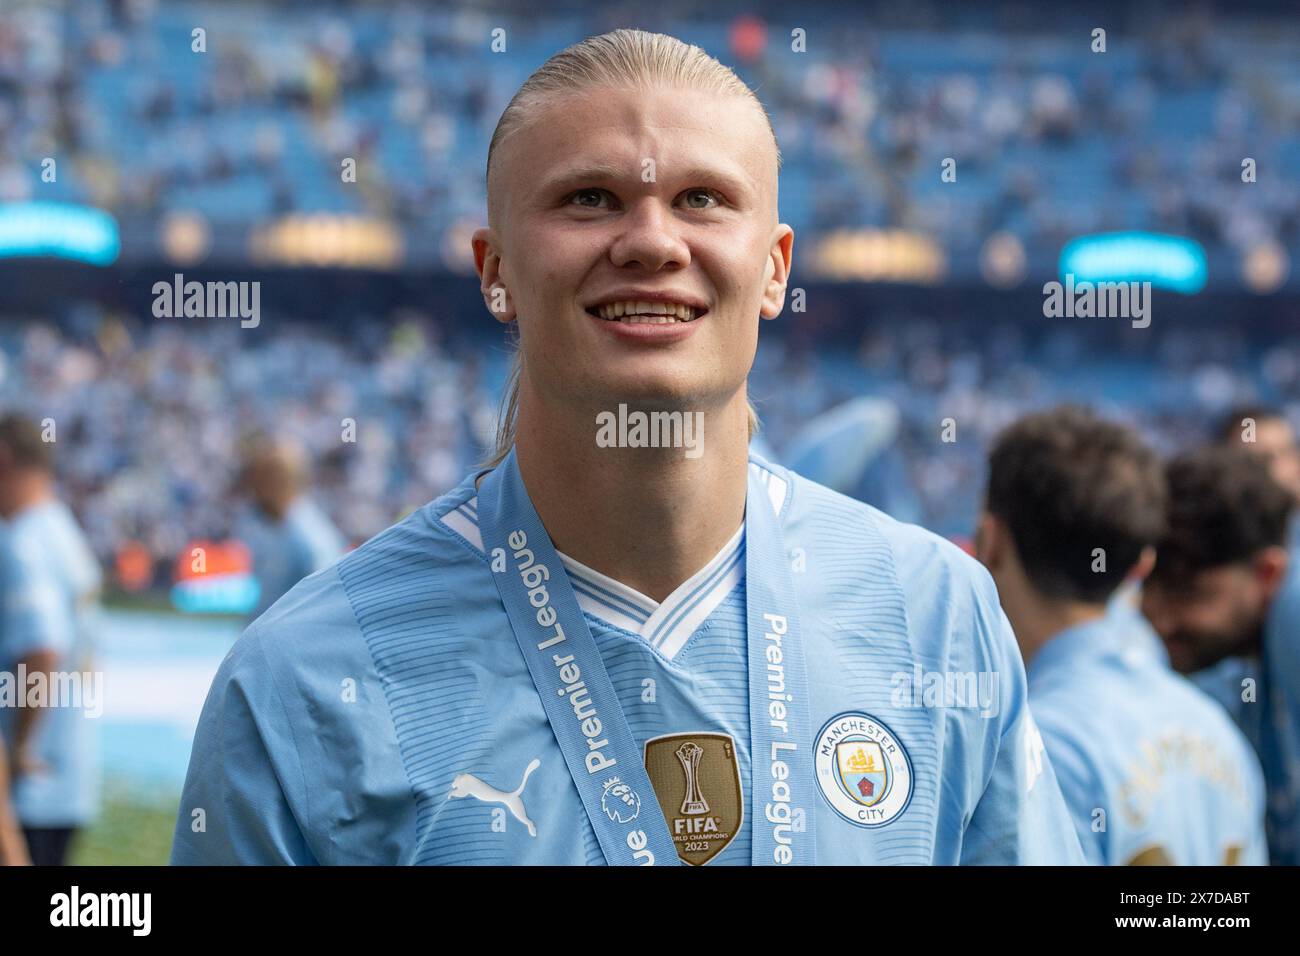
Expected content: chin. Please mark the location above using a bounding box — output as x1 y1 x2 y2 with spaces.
591 372 715 411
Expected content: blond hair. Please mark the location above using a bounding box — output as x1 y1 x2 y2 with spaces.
480 29 776 469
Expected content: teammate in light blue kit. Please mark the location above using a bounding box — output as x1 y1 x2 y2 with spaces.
977 409 1266 865
0 415 103 866
1142 448 1300 864
237 439 345 620
173 30 1084 866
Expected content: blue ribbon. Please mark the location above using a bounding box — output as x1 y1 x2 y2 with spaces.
478 448 815 865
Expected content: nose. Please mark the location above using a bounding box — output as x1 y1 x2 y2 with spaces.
608 198 691 272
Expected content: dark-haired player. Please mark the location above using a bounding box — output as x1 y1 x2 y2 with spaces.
1142 448 1300 863
978 408 1266 864
0 414 102 866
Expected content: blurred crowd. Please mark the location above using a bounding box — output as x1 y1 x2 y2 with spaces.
2 305 1299 588
1 1 1298 266
0 310 497 583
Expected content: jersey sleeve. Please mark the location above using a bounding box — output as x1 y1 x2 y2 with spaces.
1031 719 1109 866
171 627 317 865
959 589 1089 865
1 538 67 660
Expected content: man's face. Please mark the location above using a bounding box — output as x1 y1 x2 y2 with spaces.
1141 565 1269 672
1251 419 1300 502
477 84 792 416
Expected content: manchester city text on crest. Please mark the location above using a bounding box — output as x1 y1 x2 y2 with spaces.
815 712 914 828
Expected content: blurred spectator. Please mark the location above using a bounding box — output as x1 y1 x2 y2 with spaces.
1214 405 1300 506
0 413 102 866
0 3 1296 265
237 436 345 620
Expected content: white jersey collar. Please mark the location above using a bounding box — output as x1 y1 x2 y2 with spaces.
439 460 787 660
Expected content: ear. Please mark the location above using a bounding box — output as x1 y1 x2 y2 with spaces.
759 225 794 321
1252 545 1289 601
974 511 1004 569
472 227 516 325
1128 545 1157 582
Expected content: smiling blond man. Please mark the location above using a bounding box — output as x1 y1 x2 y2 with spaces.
173 29 1084 866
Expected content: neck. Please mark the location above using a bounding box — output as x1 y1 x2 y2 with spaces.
1001 586 1107 667
511 379 750 603
0 474 54 520
258 493 299 524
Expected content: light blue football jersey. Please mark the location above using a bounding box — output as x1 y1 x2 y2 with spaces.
242 497 345 621
1028 606 1267 866
172 456 1086 865
1190 551 1300 865
0 499 103 827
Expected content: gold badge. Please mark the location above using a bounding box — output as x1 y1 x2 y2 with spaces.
643 733 743 866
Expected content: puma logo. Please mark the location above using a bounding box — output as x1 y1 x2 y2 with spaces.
448 758 541 837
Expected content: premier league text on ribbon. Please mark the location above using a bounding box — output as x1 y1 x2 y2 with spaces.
507 530 615 775
763 611 801 864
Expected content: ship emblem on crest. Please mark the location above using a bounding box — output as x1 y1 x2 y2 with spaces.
836 740 889 807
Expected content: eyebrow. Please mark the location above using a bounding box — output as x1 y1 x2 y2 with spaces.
536 161 754 201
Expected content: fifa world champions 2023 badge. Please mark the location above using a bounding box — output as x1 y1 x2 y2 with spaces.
643 732 744 865
815 713 913 827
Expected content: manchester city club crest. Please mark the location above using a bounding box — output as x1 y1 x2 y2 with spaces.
815 712 913 827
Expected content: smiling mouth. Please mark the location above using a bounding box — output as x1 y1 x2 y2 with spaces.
586 301 706 324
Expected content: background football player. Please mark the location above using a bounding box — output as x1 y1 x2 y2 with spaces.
1141 448 1300 864
977 407 1267 865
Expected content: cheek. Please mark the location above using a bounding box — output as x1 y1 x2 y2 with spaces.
1172 598 1221 633
511 224 589 287
700 234 764 290
1238 584 1267 623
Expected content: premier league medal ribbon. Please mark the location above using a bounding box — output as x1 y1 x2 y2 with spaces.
478 448 681 866
744 458 817 865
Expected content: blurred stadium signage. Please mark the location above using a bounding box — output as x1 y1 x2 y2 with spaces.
1058 232 1206 294
0 201 119 265
171 540 259 614
248 214 403 269
808 229 946 284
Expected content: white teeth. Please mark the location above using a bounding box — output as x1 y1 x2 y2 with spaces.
594 300 700 322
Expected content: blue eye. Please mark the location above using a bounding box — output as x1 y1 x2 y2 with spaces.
570 189 611 208
683 189 721 208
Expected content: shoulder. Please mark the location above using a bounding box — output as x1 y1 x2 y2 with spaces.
780 462 989 592
778 462 1009 666
242 480 484 678
1159 666 1264 780
0 513 58 595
